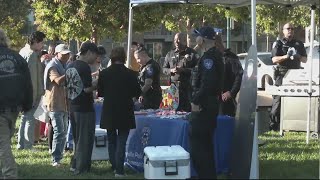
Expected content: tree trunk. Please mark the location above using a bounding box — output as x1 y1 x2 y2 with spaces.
91 26 98 44
266 34 269 52
186 17 192 47
77 40 82 52
202 16 207 27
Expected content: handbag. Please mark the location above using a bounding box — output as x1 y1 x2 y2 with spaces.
33 96 50 123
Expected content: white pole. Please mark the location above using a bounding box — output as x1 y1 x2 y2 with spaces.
250 112 259 179
126 3 134 68
251 0 256 46
250 0 259 179
306 6 316 144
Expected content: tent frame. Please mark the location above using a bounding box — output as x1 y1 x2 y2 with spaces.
126 0 318 178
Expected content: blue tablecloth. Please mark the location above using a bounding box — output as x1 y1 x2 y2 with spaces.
94 103 235 175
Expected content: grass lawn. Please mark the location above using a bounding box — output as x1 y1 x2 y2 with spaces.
10 119 319 179
259 131 319 179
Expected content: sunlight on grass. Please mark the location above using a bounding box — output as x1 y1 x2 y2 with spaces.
10 118 319 179
259 131 319 179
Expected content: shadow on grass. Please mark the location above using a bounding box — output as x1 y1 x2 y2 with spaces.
17 162 144 179
260 159 318 179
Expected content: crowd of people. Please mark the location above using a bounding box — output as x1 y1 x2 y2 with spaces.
0 25 246 179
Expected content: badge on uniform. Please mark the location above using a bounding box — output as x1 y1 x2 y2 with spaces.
203 59 214 69
146 67 154 76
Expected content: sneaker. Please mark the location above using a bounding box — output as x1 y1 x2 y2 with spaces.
52 162 61 167
70 167 76 172
115 174 125 178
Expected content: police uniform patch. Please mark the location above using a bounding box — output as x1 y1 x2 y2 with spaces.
203 59 214 69
146 66 154 76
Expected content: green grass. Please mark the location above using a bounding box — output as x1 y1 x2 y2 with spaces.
10 119 319 179
259 131 319 179
13 139 144 179
11 118 143 179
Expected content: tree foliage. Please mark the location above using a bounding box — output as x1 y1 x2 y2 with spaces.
0 0 31 49
31 1 319 45
32 0 171 43
33 0 129 43
256 5 319 36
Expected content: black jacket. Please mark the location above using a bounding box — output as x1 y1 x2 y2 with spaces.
98 64 141 130
163 47 199 84
0 45 33 111
138 59 162 109
272 38 307 69
223 49 243 97
191 47 224 107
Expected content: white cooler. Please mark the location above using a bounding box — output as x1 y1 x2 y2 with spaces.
91 126 109 161
144 145 190 179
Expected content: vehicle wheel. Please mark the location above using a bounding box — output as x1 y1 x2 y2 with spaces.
311 132 319 139
263 76 273 89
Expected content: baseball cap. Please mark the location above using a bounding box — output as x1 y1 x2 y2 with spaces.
194 26 216 40
55 44 71 54
79 41 99 55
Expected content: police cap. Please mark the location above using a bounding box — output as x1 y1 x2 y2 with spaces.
194 26 216 40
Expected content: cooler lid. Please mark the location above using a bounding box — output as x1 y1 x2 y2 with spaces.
144 145 189 161
95 128 107 135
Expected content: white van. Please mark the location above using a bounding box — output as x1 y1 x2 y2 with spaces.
301 42 319 79
238 52 275 90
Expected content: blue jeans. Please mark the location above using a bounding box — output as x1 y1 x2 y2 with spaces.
17 104 38 149
107 129 130 175
49 111 68 163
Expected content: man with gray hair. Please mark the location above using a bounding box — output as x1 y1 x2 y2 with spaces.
0 29 33 178
190 26 224 179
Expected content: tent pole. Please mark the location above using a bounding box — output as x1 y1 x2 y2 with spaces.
306 5 316 144
250 0 258 179
126 3 134 68
251 0 256 46
227 17 231 48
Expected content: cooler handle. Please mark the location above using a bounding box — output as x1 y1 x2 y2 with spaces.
164 161 178 175
95 135 107 147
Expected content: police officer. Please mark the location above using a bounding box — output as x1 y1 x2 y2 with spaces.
134 45 162 109
190 26 224 179
269 22 307 131
215 35 243 117
0 29 33 179
163 33 199 112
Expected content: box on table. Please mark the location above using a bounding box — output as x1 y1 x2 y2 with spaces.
144 145 190 179
91 126 109 161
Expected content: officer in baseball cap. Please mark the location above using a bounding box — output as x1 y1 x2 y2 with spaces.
189 26 224 179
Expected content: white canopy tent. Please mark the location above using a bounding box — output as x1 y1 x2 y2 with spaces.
128 0 319 142
127 0 319 178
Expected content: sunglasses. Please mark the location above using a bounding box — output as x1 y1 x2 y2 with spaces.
284 27 294 30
